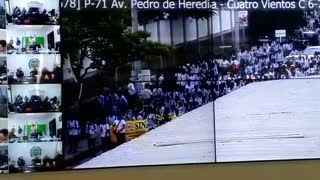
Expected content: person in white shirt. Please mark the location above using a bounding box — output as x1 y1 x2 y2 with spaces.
147 113 157 130
178 105 186 116
153 87 163 98
100 121 110 151
142 88 152 99
113 117 126 146
127 81 137 107
158 74 164 86
188 73 196 86
175 72 182 86
185 81 194 93
268 71 275 79
221 59 230 75
86 121 98 153
245 65 253 75
107 115 116 125
180 72 187 89
127 82 136 96
67 119 80 153
194 74 201 86
195 96 202 107
141 84 152 106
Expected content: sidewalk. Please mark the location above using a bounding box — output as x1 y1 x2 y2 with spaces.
64 137 103 168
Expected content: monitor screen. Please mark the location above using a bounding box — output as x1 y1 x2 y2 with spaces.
0 0 319 175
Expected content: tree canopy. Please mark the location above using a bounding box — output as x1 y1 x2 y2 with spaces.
61 9 175 81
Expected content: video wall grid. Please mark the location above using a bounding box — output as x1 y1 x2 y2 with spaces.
0 0 8 174
1 0 61 174
0 0 318 176
59 3 320 172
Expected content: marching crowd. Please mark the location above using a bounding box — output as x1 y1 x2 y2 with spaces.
66 40 320 155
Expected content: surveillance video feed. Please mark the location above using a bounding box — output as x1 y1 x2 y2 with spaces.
0 0 318 176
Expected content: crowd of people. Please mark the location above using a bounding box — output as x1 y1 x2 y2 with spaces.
236 41 320 80
66 38 320 156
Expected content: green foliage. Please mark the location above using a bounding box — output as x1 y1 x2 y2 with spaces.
61 9 175 80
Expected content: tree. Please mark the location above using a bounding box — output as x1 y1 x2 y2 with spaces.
61 9 174 101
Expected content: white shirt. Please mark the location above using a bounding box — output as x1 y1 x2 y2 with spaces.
141 89 152 100
153 88 163 96
68 120 80 136
107 115 116 124
181 74 187 86
159 75 164 82
128 83 136 95
188 75 196 86
176 73 182 85
113 119 126 133
185 84 194 92
100 124 110 138
222 60 230 68
195 97 202 106
86 124 98 138
195 66 200 74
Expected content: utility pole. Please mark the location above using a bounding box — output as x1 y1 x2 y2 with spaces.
131 6 141 81
230 10 234 45
219 9 224 46
234 9 240 53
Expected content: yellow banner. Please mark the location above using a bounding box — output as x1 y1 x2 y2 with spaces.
125 120 149 142
110 120 149 143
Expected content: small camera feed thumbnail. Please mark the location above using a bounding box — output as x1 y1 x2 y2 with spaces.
8 141 63 173
0 146 8 174
8 84 61 113
0 119 8 144
8 113 62 144
0 86 7 118
8 113 63 173
0 0 5 29
7 25 60 54
0 57 7 84
6 0 59 25
0 30 6 55
7 54 61 84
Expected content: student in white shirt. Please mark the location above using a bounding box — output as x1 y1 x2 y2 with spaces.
127 82 136 96
180 72 187 89
67 119 80 153
127 81 136 107
100 122 110 151
86 121 98 153
185 81 194 93
113 117 126 146
188 73 197 86
175 72 182 86
147 113 157 130
141 84 152 106
107 115 116 124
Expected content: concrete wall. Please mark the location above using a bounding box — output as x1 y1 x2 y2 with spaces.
138 10 235 45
